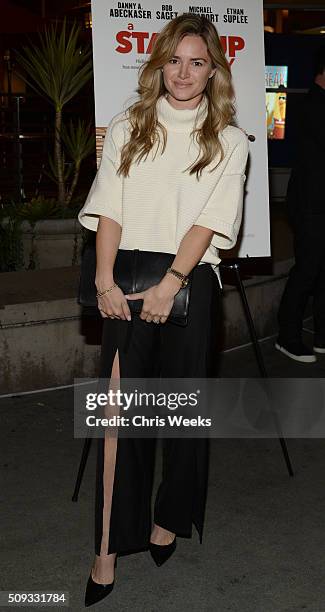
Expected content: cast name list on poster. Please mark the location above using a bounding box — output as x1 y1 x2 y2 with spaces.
109 4 248 24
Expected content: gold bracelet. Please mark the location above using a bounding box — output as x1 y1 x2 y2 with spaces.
96 283 118 298
166 267 189 288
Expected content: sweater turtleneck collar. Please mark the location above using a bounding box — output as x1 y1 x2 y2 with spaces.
156 94 208 132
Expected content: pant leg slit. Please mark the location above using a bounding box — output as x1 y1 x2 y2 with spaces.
94 316 159 556
99 348 120 555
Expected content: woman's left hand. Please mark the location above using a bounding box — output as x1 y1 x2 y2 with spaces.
125 275 181 324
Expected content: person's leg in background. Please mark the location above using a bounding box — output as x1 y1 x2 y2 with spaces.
152 264 221 545
277 213 325 362
312 219 325 350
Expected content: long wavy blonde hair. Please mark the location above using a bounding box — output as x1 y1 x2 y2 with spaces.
118 13 235 179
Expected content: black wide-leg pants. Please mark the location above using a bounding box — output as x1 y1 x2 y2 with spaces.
95 262 221 556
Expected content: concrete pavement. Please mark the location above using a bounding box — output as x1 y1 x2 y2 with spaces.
1 332 325 612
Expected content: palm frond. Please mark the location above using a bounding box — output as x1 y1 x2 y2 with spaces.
61 119 95 165
14 17 93 110
46 151 73 185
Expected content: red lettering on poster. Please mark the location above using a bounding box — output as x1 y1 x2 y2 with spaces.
116 29 157 54
220 36 245 59
147 32 158 54
116 29 245 62
116 31 132 53
130 31 149 54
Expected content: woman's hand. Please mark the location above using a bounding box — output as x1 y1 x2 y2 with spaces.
97 285 132 320
126 274 182 324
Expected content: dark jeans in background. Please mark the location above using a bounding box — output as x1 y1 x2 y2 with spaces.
278 212 325 344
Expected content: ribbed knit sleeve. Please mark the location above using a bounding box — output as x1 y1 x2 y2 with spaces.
78 114 125 231
194 131 249 249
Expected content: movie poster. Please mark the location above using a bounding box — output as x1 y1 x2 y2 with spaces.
90 0 270 259
265 66 288 140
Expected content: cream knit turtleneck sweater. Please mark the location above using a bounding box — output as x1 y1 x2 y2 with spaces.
78 95 249 272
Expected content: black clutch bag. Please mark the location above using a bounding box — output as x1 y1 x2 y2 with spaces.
78 241 193 326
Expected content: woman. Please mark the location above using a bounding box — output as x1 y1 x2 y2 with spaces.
78 13 249 607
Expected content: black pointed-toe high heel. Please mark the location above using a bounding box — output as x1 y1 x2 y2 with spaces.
84 557 117 607
149 537 177 567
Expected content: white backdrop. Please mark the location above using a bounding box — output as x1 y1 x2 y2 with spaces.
90 0 270 258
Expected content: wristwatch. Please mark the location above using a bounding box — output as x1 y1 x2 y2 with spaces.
166 267 189 288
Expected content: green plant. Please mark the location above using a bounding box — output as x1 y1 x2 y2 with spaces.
50 118 95 206
0 204 24 272
17 196 60 222
15 19 94 209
